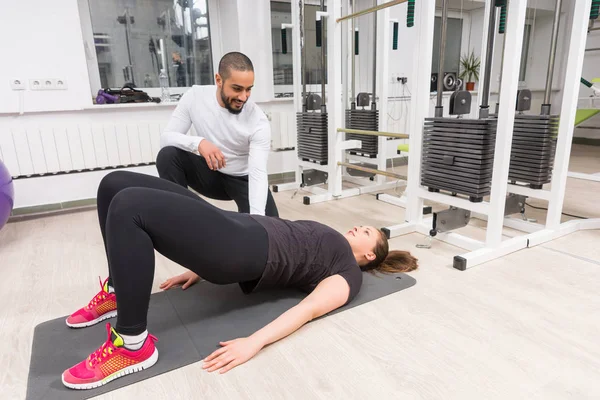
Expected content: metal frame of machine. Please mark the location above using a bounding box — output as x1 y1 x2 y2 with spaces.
277 0 599 271
273 0 408 205
383 0 600 270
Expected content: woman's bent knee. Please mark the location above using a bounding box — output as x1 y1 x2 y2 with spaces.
106 187 146 220
98 171 130 200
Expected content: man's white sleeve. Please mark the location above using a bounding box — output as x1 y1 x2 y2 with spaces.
160 89 203 153
247 116 271 216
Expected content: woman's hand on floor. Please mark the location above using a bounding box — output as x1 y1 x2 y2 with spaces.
202 337 264 374
159 271 200 290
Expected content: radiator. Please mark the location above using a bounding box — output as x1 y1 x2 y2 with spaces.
0 122 165 179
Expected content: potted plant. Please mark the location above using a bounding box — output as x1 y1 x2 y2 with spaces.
459 51 480 91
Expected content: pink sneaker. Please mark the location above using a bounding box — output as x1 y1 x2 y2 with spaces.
66 277 117 328
62 323 158 390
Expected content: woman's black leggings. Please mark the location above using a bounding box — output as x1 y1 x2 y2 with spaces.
97 171 269 335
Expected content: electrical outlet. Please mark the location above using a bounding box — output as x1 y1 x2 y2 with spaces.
10 78 26 90
42 78 54 90
54 78 68 90
30 78 43 90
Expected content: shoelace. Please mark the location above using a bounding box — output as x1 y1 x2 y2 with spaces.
88 340 115 367
88 324 116 367
86 276 109 310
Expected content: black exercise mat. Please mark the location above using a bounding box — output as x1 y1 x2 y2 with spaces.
27 273 416 400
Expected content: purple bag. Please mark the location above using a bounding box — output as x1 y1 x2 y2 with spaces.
96 90 120 104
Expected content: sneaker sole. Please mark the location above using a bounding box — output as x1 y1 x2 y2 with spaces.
65 310 117 328
62 347 159 390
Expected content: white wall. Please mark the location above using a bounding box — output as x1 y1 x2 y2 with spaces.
0 0 92 113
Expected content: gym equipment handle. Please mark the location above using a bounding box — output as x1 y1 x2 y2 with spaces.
498 5 507 34
316 20 322 47
407 0 415 28
592 0 600 20
281 29 287 54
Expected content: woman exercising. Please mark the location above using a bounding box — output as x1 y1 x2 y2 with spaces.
62 171 417 390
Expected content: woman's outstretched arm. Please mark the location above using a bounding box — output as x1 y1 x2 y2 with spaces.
202 274 352 374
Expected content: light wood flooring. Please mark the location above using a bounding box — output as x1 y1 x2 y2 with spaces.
1 144 599 399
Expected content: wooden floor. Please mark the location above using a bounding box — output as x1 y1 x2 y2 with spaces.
1 144 599 400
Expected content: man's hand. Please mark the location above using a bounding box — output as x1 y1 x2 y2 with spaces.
198 140 226 170
159 271 200 290
202 337 264 374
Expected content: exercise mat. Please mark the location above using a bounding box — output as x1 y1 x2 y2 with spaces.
27 272 417 400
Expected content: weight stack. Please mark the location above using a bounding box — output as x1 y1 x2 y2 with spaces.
508 114 558 189
421 118 497 202
344 109 379 157
297 111 329 165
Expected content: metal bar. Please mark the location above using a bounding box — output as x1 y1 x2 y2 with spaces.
496 14 508 114
543 0 563 109
338 162 406 180
480 2 498 112
575 125 600 129
585 47 600 51
336 0 407 23
301 0 307 112
336 127 409 138
372 0 378 109
453 235 529 270
436 0 449 115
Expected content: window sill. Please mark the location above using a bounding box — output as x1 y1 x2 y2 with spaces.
82 101 179 110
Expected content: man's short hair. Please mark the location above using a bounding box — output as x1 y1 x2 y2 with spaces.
218 52 254 81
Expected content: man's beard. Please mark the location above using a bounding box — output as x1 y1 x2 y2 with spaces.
220 88 245 115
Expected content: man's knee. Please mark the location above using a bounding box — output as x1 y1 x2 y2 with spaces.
156 146 183 176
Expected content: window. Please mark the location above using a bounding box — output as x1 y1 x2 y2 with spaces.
82 0 214 90
431 16 463 87
270 1 327 96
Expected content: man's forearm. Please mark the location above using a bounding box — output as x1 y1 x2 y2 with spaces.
160 131 203 153
248 172 268 215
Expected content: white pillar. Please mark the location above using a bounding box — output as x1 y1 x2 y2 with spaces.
376 0 391 185
328 0 343 197
547 0 593 228
485 0 527 247
405 0 435 223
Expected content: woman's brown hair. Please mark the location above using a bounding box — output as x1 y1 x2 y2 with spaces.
362 230 418 273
